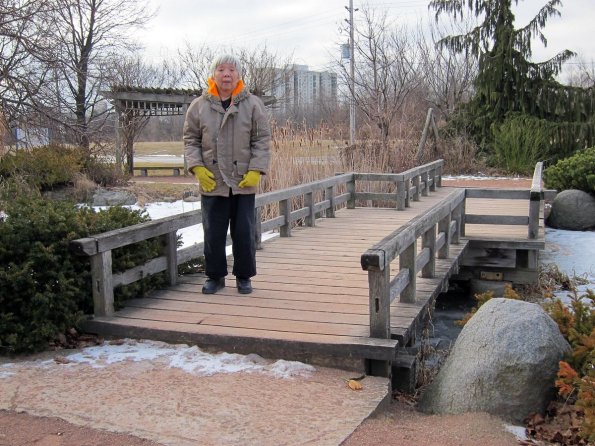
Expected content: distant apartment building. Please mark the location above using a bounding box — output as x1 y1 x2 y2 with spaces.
269 65 337 115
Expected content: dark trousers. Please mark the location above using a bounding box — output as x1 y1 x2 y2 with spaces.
201 191 256 280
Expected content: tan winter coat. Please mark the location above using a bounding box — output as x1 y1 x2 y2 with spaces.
183 80 271 196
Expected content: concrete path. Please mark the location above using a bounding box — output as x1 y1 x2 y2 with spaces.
0 341 389 446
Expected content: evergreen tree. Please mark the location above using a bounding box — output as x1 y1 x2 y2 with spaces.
431 0 595 164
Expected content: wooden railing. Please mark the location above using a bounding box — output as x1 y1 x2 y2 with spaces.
70 160 446 318
353 160 443 210
360 189 466 340
463 162 544 239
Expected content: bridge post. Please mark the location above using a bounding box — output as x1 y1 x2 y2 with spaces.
438 213 451 258
421 224 436 278
255 207 263 249
347 177 356 209
413 176 421 201
396 180 406 210
528 162 543 239
164 231 178 286
325 186 335 218
279 199 291 237
405 179 411 208
399 242 417 303
305 192 315 227
429 167 436 192
90 251 114 317
421 171 429 197
367 249 391 340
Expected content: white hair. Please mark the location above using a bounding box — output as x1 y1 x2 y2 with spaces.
210 54 243 77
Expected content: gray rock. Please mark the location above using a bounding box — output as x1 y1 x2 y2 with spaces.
546 189 595 230
92 189 137 206
418 298 570 423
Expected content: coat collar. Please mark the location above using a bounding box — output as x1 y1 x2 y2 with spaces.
205 77 249 105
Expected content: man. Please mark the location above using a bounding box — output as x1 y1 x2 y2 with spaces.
183 54 271 295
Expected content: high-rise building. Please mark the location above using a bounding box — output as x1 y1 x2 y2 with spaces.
269 65 337 114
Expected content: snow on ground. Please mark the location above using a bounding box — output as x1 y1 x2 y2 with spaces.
541 227 595 304
442 174 529 181
98 199 278 249
0 339 316 379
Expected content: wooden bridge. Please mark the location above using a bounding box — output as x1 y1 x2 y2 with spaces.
71 160 546 379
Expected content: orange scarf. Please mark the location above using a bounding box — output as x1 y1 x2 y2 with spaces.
207 77 245 98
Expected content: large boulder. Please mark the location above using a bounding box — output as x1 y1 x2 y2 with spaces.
546 189 595 230
92 189 137 206
418 298 570 423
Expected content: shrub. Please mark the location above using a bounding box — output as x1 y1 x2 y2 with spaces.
546 290 595 442
544 147 595 194
84 157 130 187
491 113 554 175
0 145 85 190
0 197 166 354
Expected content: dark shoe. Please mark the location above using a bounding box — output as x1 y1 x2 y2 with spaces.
236 278 252 294
202 277 225 294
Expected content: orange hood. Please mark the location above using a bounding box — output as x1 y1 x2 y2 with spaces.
207 77 245 98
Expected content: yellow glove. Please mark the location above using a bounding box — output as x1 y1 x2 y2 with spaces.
238 170 261 188
193 166 216 192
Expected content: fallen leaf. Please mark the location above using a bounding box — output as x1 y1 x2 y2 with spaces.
347 379 363 391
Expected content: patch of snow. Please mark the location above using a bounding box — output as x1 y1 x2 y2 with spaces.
0 340 316 379
504 424 527 441
0 363 16 378
92 199 278 250
442 175 527 181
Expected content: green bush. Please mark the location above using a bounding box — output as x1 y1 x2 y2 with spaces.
0 197 166 354
544 147 595 193
0 145 85 190
491 113 554 175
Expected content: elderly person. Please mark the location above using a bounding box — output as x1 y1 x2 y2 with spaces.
183 54 271 295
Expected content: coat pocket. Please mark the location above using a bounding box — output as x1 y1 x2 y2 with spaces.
235 161 249 176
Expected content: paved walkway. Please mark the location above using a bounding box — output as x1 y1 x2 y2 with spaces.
1 343 390 446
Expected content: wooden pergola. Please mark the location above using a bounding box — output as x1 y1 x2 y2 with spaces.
102 88 201 172
103 87 276 174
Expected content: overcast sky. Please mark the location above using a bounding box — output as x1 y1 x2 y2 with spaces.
135 0 595 76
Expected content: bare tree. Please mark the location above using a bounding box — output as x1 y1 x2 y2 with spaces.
236 45 293 97
44 0 155 152
335 5 420 145
0 0 55 134
416 18 477 121
177 42 215 90
566 57 595 88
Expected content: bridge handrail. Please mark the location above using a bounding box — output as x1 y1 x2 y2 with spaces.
353 160 444 210
462 162 544 239
361 189 466 339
